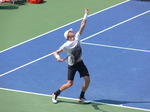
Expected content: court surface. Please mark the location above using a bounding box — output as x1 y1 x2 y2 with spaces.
0 0 150 112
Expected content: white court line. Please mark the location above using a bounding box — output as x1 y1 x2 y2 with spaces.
0 0 129 53
81 42 150 53
0 52 54 77
0 9 149 77
0 87 150 112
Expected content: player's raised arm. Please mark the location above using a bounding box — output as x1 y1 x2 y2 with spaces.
78 8 89 35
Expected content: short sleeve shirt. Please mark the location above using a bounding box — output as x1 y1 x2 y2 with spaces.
60 32 82 66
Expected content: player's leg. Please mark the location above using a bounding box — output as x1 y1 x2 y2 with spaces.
78 61 91 103
60 80 74 91
78 76 90 103
52 66 76 104
52 80 73 104
81 76 90 92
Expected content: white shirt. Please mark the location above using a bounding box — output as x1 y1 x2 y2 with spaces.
60 32 82 66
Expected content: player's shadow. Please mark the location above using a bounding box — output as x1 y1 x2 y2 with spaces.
94 99 150 105
58 100 109 112
58 99 150 111
92 104 109 112
92 99 150 111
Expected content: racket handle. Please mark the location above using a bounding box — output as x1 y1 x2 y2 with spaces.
60 59 65 62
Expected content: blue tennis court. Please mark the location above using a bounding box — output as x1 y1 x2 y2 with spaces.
0 0 150 111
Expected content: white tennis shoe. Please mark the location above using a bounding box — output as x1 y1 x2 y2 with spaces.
52 94 58 104
78 97 90 104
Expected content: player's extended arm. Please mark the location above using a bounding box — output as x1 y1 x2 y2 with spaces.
78 8 89 35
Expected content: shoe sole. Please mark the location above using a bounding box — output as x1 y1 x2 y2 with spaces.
78 100 90 104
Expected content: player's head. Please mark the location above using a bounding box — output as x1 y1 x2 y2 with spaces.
64 28 75 40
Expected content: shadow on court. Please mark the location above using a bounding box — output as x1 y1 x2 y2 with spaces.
0 4 19 9
57 100 109 112
92 104 109 112
0 6 19 9
94 99 150 105
0 0 26 10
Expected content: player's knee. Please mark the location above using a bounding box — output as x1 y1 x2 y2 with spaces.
87 78 90 84
84 76 90 84
67 83 73 87
67 81 73 87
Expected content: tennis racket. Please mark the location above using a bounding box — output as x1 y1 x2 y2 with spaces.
61 55 75 66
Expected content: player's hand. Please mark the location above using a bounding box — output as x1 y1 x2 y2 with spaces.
85 8 89 14
57 57 64 62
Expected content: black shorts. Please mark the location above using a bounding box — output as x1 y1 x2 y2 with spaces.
67 60 90 80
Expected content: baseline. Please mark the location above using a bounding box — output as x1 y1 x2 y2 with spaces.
0 87 149 112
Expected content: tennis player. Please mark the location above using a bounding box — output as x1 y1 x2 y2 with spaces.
52 8 90 104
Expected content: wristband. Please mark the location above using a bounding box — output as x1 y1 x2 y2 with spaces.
83 14 88 19
55 54 60 59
